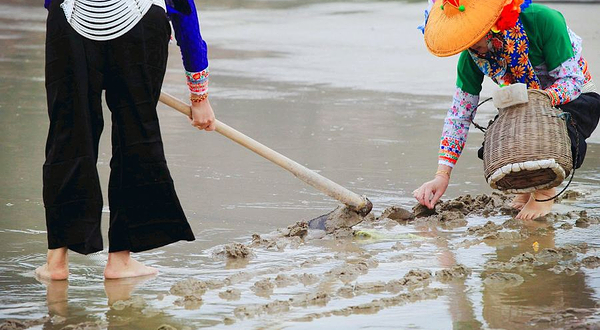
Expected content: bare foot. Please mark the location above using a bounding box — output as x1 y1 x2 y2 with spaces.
104 251 158 279
35 247 69 281
516 188 556 220
510 193 531 210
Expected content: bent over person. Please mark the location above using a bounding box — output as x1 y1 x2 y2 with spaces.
413 0 599 219
38 0 215 280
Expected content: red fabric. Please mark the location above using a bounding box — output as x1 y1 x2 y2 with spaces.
495 0 523 31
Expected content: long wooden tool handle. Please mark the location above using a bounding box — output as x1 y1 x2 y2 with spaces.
159 92 372 215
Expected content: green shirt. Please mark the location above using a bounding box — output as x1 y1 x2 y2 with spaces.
456 4 574 95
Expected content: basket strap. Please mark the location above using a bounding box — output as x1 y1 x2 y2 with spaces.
534 169 575 202
470 97 493 133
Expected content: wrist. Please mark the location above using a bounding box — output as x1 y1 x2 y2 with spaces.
190 93 208 104
435 169 450 181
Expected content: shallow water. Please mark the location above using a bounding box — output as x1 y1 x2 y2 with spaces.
1 0 600 329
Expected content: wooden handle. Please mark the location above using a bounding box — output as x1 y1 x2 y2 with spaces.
159 92 372 214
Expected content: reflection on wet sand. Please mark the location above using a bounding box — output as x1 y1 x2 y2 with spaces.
104 275 157 306
33 275 197 330
482 220 598 329
428 227 483 330
40 278 68 318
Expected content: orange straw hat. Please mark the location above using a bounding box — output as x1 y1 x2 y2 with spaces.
424 0 511 57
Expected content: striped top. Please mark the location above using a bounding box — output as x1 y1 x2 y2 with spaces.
60 0 166 41
46 0 209 95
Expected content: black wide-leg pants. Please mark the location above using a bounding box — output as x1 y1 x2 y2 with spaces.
44 1 195 254
557 92 600 169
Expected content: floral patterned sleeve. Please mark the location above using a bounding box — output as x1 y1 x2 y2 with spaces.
545 56 584 106
439 88 479 167
544 29 585 106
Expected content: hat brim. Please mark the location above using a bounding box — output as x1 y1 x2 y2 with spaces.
424 0 505 57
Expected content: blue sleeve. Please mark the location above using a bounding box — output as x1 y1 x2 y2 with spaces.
44 0 51 9
166 0 209 72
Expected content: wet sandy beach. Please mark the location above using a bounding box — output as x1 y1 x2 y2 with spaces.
1 0 600 329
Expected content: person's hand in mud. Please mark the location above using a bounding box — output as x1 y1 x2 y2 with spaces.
413 166 451 209
190 96 216 131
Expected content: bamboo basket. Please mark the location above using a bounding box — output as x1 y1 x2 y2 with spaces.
483 90 573 193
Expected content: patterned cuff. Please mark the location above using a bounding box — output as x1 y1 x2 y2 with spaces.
438 137 464 167
545 89 561 106
438 159 456 168
186 68 209 95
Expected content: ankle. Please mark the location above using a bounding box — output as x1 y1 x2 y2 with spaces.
106 251 132 267
104 251 157 279
47 247 68 268
533 188 557 199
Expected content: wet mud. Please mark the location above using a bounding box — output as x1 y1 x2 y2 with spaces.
176 191 599 327
0 318 49 330
3 190 600 329
96 193 600 329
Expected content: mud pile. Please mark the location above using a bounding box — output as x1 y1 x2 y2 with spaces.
126 191 600 328
435 264 472 282
0 318 49 330
17 191 599 329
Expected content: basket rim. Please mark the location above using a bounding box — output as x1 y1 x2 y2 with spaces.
487 158 566 193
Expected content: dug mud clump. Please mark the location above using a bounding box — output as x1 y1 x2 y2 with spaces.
251 278 275 298
169 279 207 309
385 269 432 292
575 211 600 227
0 318 50 330
274 274 298 288
293 273 320 286
327 261 371 284
174 294 203 309
289 292 331 307
214 243 253 259
581 256 600 268
278 221 308 238
285 221 309 238
234 300 291 319
170 278 207 297
219 288 242 301
307 205 365 233
436 264 472 282
413 193 512 220
377 206 414 222
400 269 432 287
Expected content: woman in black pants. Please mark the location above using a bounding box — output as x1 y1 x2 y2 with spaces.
38 0 214 280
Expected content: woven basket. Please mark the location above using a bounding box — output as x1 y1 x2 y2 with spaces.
483 90 573 193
